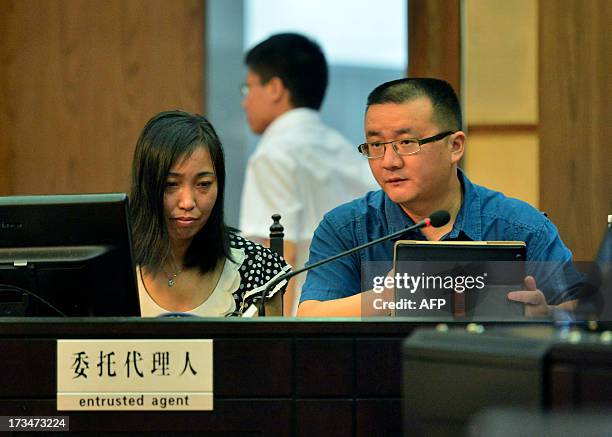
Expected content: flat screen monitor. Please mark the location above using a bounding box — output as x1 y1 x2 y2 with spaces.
0 193 140 317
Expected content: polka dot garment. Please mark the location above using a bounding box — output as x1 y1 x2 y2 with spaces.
228 232 290 315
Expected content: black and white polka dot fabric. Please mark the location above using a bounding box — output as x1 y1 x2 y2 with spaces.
228 232 290 315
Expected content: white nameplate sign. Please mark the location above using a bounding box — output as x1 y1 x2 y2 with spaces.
57 339 213 411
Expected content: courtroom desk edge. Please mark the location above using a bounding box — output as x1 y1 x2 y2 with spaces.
0 317 551 339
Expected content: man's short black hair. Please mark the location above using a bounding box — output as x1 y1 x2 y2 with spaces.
245 33 328 110
366 78 462 131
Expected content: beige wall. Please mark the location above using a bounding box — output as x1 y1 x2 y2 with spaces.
464 0 539 208
465 0 538 125
466 132 539 205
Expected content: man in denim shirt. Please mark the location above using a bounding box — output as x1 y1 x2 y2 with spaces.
298 78 581 317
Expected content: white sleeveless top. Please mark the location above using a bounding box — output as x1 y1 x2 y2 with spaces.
138 247 245 317
137 234 290 317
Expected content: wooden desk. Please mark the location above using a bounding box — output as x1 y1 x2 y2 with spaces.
3 320 610 436
0 318 428 436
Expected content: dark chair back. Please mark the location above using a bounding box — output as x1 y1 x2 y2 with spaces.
265 214 285 316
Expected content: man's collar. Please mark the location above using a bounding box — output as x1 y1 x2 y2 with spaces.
384 193 415 235
448 169 482 240
263 107 320 137
383 169 483 241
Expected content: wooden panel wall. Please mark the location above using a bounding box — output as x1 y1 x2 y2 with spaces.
408 0 461 94
0 0 204 196
539 0 612 260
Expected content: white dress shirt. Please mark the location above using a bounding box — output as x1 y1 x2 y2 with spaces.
239 108 378 313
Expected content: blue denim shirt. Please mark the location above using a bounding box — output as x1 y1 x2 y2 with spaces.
301 170 581 304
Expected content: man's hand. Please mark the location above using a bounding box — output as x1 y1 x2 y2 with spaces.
507 275 551 317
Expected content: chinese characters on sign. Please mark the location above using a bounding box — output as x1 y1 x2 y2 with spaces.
57 340 213 411
71 350 198 379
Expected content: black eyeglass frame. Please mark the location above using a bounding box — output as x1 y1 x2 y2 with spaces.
357 130 457 159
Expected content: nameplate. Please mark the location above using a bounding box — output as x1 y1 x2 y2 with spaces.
56 339 213 411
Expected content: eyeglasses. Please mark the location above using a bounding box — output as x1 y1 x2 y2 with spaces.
240 81 266 97
240 84 250 97
357 131 456 159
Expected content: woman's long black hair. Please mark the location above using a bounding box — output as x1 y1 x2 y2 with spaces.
130 110 232 274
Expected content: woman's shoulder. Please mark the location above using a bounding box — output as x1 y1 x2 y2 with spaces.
228 232 289 283
228 232 286 264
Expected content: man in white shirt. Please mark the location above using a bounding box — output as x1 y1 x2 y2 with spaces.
239 33 377 315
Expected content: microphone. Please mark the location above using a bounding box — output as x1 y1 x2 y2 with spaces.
255 210 451 316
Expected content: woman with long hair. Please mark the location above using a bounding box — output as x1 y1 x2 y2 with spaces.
130 110 289 316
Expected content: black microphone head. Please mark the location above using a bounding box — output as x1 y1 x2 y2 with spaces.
429 210 450 228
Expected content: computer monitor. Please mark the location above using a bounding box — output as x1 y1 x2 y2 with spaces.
393 240 526 320
0 193 140 317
